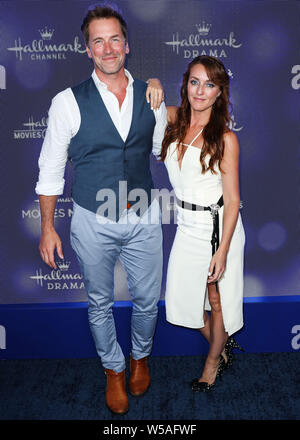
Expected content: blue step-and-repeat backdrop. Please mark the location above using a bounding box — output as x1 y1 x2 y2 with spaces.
0 0 299 358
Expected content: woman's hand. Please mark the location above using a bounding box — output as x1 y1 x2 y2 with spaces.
207 248 227 284
146 78 164 110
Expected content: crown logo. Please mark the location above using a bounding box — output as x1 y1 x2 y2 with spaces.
56 260 70 271
195 21 212 35
38 27 54 40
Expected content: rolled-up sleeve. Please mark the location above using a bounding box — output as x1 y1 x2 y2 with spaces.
152 102 167 159
35 90 75 195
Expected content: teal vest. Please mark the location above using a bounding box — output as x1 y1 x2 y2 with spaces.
69 77 156 220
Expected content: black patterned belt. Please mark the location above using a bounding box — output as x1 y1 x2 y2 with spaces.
176 195 224 255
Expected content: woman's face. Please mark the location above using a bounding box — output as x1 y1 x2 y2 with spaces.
187 63 221 115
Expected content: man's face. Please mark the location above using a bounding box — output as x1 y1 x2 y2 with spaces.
86 18 129 76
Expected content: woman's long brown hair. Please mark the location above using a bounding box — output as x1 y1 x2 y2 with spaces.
161 56 232 174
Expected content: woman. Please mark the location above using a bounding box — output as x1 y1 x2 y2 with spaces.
161 56 245 391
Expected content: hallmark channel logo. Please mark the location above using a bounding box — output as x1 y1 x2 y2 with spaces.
7 26 86 61
30 261 84 291
14 115 48 140
39 26 55 40
165 21 242 59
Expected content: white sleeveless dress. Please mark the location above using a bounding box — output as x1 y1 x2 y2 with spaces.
164 131 245 336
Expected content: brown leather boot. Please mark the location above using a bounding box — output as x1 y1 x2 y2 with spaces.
129 355 150 396
105 369 128 414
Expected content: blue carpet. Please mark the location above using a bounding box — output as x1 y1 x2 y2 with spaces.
0 352 299 420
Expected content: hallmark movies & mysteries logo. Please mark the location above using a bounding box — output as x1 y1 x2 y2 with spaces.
22 197 73 220
14 116 48 140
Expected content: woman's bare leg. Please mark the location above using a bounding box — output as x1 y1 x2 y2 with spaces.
199 310 211 341
198 283 228 384
199 309 227 364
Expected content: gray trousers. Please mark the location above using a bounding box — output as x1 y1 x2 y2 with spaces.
70 202 163 372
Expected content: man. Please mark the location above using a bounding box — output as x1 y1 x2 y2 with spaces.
36 4 166 415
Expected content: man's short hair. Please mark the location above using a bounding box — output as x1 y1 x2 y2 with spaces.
81 2 128 44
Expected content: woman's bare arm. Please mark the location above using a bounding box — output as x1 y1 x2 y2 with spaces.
207 131 240 283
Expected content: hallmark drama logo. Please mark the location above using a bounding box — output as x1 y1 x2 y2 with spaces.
30 260 84 291
165 21 242 59
7 26 86 61
14 115 48 140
